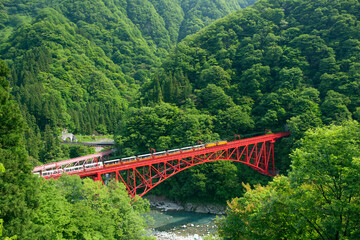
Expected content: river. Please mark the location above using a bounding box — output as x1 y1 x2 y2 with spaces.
145 209 220 239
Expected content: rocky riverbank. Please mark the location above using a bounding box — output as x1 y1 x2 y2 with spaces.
145 195 226 215
151 230 205 240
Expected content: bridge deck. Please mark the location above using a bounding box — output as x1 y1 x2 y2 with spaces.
33 132 291 199
33 132 290 178
78 132 290 177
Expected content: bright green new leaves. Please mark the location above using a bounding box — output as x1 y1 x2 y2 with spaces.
216 105 254 137
217 177 302 240
32 175 153 240
289 121 360 239
217 121 360 239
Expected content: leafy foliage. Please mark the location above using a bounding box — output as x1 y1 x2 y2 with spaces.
0 0 256 164
0 59 39 239
0 59 152 239
32 175 153 240
116 102 219 155
144 0 360 138
217 121 360 239
136 0 360 202
2 0 360 236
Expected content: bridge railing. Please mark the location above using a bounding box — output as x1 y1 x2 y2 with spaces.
33 132 290 178
32 149 115 175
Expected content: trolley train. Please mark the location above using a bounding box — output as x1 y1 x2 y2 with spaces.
37 141 227 177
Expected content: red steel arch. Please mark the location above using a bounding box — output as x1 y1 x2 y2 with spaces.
66 132 290 198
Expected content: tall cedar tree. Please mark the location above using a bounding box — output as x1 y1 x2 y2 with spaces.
0 60 39 238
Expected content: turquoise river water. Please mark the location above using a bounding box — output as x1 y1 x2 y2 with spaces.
145 209 220 238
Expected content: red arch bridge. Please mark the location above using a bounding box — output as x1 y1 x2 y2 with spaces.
33 132 290 199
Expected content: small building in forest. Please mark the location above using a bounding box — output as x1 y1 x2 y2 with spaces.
61 129 78 142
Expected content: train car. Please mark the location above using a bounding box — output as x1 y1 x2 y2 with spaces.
122 156 136 162
120 156 137 165
64 165 83 173
153 151 167 157
104 159 121 167
42 169 63 177
84 162 103 169
180 146 193 153
205 142 217 148
205 141 227 148
104 156 139 167
137 153 152 160
42 170 55 177
193 144 205 150
167 148 180 155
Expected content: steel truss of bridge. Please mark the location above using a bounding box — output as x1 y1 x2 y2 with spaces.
33 132 290 199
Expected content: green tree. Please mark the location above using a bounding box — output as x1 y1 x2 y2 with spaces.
321 90 352 124
239 63 271 99
116 104 174 153
39 124 63 163
196 84 235 114
216 106 254 137
95 123 108 135
0 164 16 240
0 60 39 239
287 88 323 138
277 67 303 90
217 121 360 239
29 174 153 240
199 66 231 89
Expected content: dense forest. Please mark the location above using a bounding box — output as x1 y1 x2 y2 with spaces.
0 0 255 164
217 121 360 239
1 0 360 238
143 0 360 131
0 59 153 239
122 1 360 201
132 0 360 202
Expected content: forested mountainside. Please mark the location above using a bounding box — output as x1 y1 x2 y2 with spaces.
1 0 360 238
0 0 255 163
142 0 360 138
120 0 360 201
0 60 151 239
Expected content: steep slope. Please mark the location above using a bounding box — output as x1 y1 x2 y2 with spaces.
0 0 257 136
0 4 138 162
0 0 257 163
132 0 360 203
1 0 162 79
143 0 360 136
0 0 257 78
1 7 131 134
177 0 257 41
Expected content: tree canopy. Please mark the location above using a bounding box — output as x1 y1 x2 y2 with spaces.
0 0 257 164
2 0 360 236
143 0 360 138
0 59 153 239
217 121 360 239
